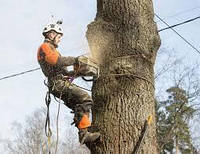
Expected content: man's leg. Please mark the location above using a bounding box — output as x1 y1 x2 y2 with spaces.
72 103 100 144
67 84 100 144
50 79 100 144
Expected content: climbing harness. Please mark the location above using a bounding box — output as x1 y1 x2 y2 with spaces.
132 115 153 154
102 73 155 89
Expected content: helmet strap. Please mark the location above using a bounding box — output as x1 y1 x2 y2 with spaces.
45 33 58 48
52 34 58 48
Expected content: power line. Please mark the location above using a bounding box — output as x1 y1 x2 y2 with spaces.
155 14 200 55
0 67 40 81
158 15 200 32
156 6 200 22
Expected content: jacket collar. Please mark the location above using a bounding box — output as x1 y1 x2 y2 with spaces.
44 38 58 48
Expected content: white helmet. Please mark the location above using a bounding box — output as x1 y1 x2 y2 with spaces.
42 20 63 36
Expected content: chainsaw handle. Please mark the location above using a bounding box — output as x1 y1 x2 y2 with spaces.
81 76 95 82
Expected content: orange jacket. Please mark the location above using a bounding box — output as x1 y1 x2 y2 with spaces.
37 42 76 77
37 42 60 65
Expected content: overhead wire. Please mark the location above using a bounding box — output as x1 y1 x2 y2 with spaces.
155 14 200 55
155 6 200 22
158 15 200 32
0 67 40 81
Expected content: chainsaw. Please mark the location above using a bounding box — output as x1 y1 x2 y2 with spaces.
74 55 99 81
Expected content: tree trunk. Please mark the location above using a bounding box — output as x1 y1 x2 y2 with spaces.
86 0 161 153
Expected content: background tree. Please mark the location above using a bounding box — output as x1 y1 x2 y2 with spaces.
156 86 196 154
4 108 48 154
86 0 161 153
155 58 200 153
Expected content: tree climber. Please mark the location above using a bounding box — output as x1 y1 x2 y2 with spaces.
37 20 100 144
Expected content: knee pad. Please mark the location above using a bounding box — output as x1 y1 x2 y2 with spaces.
73 112 91 128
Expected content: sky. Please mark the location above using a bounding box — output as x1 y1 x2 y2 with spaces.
0 0 200 152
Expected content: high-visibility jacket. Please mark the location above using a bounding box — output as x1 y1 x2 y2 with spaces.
37 41 76 78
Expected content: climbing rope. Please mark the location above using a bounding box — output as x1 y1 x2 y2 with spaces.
44 80 63 154
54 91 63 154
45 90 52 154
102 73 155 89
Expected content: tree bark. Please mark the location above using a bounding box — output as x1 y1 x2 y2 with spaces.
86 0 161 153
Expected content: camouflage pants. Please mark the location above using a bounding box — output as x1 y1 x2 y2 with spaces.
49 78 93 111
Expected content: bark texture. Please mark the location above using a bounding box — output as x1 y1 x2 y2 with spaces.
86 0 161 153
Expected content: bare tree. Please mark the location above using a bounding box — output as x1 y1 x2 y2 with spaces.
155 48 182 80
3 108 48 154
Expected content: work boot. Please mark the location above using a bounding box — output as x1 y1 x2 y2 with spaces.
79 128 100 145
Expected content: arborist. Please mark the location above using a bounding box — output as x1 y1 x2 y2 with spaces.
37 20 100 144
